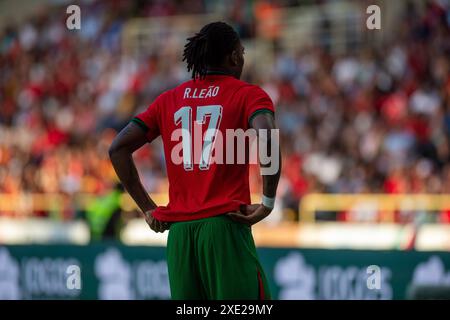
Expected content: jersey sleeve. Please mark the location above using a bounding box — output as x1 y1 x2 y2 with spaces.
243 85 275 126
131 93 164 142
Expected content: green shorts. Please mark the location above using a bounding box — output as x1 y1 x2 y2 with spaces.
166 214 271 300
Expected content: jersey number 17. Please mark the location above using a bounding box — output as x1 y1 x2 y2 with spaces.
174 105 222 171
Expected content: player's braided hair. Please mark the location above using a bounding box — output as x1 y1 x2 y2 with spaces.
183 22 240 79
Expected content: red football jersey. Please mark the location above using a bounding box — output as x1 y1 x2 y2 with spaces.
133 74 274 222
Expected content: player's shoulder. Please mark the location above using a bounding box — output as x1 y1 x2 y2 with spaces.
156 87 176 100
151 86 179 107
228 77 256 89
227 78 270 98
169 78 196 97
153 79 202 102
235 80 273 102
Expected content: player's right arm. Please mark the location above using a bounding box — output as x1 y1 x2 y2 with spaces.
108 122 167 233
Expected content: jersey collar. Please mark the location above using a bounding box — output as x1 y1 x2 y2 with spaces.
205 70 233 76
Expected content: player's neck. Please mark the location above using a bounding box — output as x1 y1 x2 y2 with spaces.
206 68 237 79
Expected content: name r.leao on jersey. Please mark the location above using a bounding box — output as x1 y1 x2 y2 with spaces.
184 86 220 99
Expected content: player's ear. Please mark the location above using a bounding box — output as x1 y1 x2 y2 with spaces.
230 49 240 66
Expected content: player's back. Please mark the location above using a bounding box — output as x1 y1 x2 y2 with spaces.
134 74 274 222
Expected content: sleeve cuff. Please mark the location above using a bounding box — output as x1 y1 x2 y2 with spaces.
248 109 275 126
131 117 149 132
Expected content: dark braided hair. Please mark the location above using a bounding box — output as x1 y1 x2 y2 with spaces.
183 22 240 79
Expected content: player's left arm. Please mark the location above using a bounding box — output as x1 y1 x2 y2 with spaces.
228 112 281 225
108 122 168 233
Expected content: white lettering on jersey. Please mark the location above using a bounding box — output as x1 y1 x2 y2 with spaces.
184 86 219 99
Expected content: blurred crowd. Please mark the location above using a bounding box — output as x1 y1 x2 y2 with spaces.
0 0 449 223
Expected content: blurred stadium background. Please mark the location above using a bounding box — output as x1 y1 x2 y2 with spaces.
1 0 450 300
